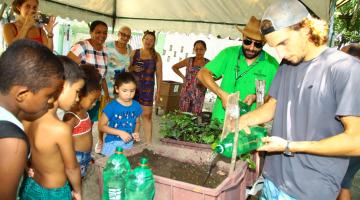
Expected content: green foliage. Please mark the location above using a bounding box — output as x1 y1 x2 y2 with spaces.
160 111 222 144
160 111 256 169
334 0 360 44
240 154 256 170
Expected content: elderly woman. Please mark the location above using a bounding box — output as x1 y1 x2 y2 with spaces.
105 26 133 99
3 0 56 50
129 30 163 144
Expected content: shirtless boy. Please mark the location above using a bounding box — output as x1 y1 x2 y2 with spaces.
20 56 85 200
0 40 64 200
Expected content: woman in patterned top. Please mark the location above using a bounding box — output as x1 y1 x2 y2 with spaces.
67 20 109 153
129 30 163 144
172 40 210 115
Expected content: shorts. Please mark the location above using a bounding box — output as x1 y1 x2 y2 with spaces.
341 157 360 189
19 177 71 200
75 151 92 177
260 179 296 200
101 138 133 157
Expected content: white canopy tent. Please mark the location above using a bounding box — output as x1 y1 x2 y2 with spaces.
0 0 336 111
4 0 334 38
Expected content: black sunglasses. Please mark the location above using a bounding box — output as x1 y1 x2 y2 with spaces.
243 38 263 48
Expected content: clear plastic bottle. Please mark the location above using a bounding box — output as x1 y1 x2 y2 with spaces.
214 126 267 158
125 157 155 200
103 146 131 200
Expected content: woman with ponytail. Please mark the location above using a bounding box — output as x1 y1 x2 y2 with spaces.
129 30 162 144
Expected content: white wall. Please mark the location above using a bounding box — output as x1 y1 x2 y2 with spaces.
161 33 242 82
160 32 281 82
158 32 281 112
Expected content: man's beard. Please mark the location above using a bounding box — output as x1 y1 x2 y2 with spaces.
242 47 261 59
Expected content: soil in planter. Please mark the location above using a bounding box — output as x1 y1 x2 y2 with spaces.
127 149 228 188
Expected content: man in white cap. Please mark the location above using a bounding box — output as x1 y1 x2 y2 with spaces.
197 16 278 123
236 0 360 199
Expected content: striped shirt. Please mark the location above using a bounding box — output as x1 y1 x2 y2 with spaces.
70 39 108 77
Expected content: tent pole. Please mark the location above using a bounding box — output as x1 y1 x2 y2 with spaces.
328 0 337 47
111 0 117 34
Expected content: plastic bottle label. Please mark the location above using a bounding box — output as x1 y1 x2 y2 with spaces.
108 188 121 200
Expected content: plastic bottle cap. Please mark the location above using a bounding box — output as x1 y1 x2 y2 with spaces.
214 145 224 154
115 146 124 154
139 157 148 166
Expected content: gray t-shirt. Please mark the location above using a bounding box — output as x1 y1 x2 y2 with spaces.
264 48 360 200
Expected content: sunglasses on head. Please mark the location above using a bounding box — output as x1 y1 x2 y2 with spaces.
144 30 156 35
243 38 263 48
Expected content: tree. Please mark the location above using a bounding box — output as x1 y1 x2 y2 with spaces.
334 0 360 47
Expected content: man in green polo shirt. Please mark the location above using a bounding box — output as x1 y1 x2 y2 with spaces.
197 16 278 123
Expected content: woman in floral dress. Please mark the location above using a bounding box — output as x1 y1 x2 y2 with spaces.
172 40 209 115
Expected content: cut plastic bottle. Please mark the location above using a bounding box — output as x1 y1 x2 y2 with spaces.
103 146 131 200
214 126 267 158
125 157 155 200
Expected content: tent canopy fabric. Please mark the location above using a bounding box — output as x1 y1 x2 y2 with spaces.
5 0 332 37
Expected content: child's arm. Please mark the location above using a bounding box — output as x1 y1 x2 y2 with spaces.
0 138 27 199
56 124 82 197
98 113 133 143
132 116 141 142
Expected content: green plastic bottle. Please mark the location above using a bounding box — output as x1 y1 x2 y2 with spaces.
103 147 131 200
125 157 155 200
214 126 267 158
239 101 250 115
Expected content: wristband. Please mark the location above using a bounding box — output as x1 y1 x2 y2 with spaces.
283 140 294 157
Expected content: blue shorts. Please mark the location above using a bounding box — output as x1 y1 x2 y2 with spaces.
260 179 296 200
341 157 360 189
19 177 71 200
101 138 133 157
75 151 92 177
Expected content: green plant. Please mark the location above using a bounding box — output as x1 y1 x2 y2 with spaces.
160 111 257 169
160 111 222 144
334 0 360 46
240 154 256 170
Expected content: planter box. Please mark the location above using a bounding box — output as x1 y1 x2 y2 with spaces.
159 138 259 187
160 138 212 151
95 144 249 200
